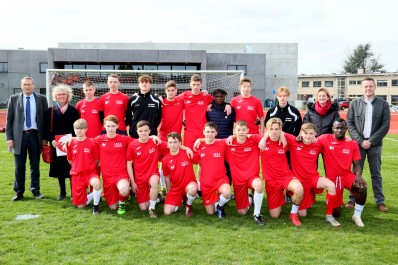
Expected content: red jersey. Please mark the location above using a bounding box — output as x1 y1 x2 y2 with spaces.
260 137 292 181
67 138 99 175
94 134 132 177
158 98 184 141
178 91 213 134
230 95 264 133
162 150 196 191
99 92 129 131
285 133 322 183
226 135 262 185
318 134 361 179
192 140 228 191
76 98 102 138
126 140 168 183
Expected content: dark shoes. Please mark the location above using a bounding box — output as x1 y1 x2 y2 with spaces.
253 214 265 226
57 194 66 201
92 205 100 215
33 193 44 199
377 204 388 212
11 193 24 201
217 205 226 219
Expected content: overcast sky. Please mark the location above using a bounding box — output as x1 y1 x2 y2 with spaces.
3 0 397 74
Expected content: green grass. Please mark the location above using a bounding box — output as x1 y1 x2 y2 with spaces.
1 133 398 264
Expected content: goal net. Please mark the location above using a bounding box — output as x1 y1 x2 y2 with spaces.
46 69 244 106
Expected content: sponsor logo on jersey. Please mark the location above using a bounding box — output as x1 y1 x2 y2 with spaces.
181 161 188 167
247 106 254 111
186 100 191 104
92 110 98 114
148 103 156 108
244 147 252 152
116 100 123 105
329 146 334 150
81 109 86 113
213 153 221 158
170 165 175 170
102 143 106 147
149 148 156 154
285 118 293 122
114 143 122 148
73 150 77 154
309 150 317 155
231 148 236 151
342 149 350 154
137 151 142 156
237 106 241 109
296 147 302 151
198 101 204 105
278 149 284 154
105 100 109 105
84 148 90 153
200 153 205 157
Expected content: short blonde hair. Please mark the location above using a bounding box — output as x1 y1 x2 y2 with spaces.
301 122 317 133
276 86 290 97
52 84 73 102
73 119 88 129
266 117 283 130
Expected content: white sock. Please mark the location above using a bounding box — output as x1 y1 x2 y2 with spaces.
86 193 93 205
218 194 230 207
186 194 196 206
291 204 299 214
149 200 157 210
198 182 201 191
174 206 179 212
160 169 166 189
93 189 102 206
354 203 364 217
253 192 264 216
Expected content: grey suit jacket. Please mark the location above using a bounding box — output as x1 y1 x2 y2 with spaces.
6 92 48 155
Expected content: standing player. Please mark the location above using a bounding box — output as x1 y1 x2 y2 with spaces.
318 118 368 227
126 75 162 138
158 80 184 141
76 80 102 138
162 132 198 217
193 122 231 219
126 121 168 218
230 77 264 134
258 118 304 226
94 115 132 214
283 123 340 226
99 74 129 135
226 120 265 225
67 119 101 214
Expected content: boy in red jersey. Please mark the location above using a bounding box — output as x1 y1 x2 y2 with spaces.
317 118 367 227
67 119 101 214
162 132 198 217
282 123 340 226
193 122 231 219
94 115 132 214
226 120 265 225
230 77 264 134
126 120 168 218
99 74 129 135
258 118 304 226
76 81 102 138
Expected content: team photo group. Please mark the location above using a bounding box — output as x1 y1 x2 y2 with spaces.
6 73 390 228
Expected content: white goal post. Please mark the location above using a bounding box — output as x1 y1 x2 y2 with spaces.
46 69 244 106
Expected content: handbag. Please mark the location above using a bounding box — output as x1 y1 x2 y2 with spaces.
42 108 54 164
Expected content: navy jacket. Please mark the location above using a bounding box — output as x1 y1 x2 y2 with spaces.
206 102 235 139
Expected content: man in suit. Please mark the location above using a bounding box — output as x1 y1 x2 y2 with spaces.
6 77 48 201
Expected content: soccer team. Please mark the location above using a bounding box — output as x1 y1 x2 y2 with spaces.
8 74 387 228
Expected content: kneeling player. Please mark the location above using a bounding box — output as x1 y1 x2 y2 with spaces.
193 122 231 219
67 119 101 214
162 132 198 217
259 118 304 226
94 115 132 214
284 123 340 226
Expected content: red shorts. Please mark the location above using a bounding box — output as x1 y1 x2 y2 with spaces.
184 131 204 150
233 175 261 210
329 173 356 207
299 176 324 210
71 171 99 206
135 174 159 204
165 181 197 207
202 178 229 207
102 173 129 206
265 175 297 210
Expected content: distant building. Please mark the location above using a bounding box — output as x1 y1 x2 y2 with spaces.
0 43 298 104
298 72 398 105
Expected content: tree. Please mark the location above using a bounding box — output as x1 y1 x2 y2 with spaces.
342 43 385 74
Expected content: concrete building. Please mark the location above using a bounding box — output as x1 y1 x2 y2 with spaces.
298 72 398 105
0 43 298 106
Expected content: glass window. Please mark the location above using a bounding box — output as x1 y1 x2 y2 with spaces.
186 65 198 71
377 80 388 87
227 65 247 75
64 64 72 69
392 80 398 86
87 65 101 70
73 64 86 69
302 81 310 87
39 88 46 95
172 65 185 71
39 63 48 73
313 81 322 87
0 62 8 72
378 95 387 100
144 65 157 70
101 65 114 70
158 65 171 71
227 65 236 71
325 81 333 87
349 80 357 85
357 80 362 85
131 64 143 70
391 95 398 105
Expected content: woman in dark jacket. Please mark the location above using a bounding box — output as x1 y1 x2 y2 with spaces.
303 88 339 136
44 84 80 200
